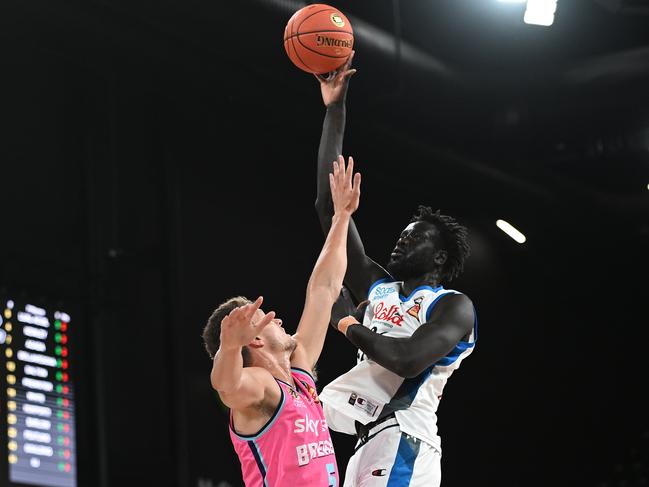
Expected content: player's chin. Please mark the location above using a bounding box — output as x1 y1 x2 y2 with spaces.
386 259 403 276
286 336 298 354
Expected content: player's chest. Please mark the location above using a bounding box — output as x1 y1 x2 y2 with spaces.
367 294 425 337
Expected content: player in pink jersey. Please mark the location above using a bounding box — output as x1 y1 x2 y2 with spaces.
201 155 360 486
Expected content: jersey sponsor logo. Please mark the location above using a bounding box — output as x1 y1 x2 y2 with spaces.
371 469 387 477
287 387 306 407
373 286 396 299
296 439 335 466
406 296 424 322
372 302 404 326
287 386 300 399
294 413 328 437
300 380 320 403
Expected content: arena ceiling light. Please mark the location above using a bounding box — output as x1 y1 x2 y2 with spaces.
497 0 527 3
496 219 527 244
524 0 559 26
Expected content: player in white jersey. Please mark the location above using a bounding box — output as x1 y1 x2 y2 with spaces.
313 52 477 486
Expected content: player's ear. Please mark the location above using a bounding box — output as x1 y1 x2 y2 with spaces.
248 337 264 349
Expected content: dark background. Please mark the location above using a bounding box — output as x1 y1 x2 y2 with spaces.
1 0 648 486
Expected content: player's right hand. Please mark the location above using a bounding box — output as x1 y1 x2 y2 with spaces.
315 50 356 107
219 296 275 350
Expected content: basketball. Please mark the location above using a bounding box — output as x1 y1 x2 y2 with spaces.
283 4 354 74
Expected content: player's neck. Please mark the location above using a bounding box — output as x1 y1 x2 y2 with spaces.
268 356 295 388
401 273 441 297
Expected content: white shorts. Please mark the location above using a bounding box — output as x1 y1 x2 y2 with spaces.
342 418 441 487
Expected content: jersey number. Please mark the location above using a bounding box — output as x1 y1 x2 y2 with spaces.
326 462 337 487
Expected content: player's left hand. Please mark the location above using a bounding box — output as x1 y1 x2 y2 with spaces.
315 50 356 107
329 155 361 217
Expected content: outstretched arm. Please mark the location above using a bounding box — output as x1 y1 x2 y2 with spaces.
314 52 388 302
291 158 361 373
337 293 475 378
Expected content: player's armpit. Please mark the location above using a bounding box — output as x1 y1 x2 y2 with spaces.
344 250 390 304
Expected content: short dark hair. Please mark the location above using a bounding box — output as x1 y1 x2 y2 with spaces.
202 296 253 365
410 206 470 282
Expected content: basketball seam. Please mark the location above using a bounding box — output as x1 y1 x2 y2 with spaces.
295 7 335 33
296 35 351 59
283 29 353 42
290 14 296 37
290 35 315 72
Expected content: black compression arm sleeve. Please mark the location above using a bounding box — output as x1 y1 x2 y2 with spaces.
346 325 414 377
315 101 346 233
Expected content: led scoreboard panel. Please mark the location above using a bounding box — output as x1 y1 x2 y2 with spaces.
1 297 77 487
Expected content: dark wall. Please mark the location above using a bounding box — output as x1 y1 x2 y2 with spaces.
1 2 648 487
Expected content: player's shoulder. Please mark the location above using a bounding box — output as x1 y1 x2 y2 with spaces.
428 291 474 320
442 289 473 304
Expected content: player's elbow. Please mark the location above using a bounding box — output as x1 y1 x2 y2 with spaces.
394 349 434 378
380 349 421 379
306 280 341 305
210 368 240 396
210 373 226 394
399 361 430 379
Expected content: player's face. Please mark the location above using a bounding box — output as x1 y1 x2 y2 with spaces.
253 309 297 354
387 221 441 280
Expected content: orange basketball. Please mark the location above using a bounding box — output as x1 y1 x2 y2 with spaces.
283 4 354 74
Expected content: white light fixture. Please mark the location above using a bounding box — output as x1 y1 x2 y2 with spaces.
496 219 527 244
524 0 558 26
497 0 527 3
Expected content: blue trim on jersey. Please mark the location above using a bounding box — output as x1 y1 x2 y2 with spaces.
230 384 286 441
435 340 475 367
400 285 443 303
382 366 434 417
404 367 434 401
248 440 269 487
387 433 421 486
368 277 394 298
291 367 315 384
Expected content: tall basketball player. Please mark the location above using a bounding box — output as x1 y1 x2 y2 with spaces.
314 52 477 486
202 158 361 486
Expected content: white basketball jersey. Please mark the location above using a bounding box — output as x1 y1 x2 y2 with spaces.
320 278 477 452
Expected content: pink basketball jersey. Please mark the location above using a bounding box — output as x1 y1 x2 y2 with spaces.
229 368 339 486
